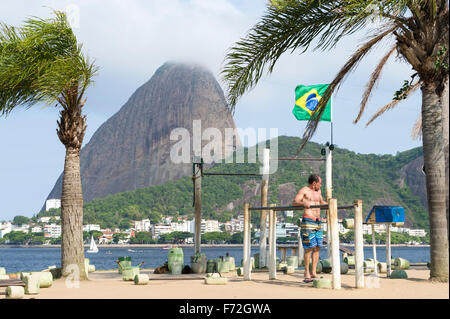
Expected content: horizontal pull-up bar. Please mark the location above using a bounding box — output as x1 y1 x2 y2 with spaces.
248 204 356 211
203 173 262 177
274 157 325 161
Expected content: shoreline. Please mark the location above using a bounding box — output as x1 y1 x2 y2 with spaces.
0 243 430 248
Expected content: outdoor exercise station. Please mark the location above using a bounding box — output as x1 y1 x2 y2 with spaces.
244 200 365 290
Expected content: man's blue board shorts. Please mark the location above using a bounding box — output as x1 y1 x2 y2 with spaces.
300 216 323 249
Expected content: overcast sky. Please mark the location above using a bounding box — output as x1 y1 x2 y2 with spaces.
0 0 422 221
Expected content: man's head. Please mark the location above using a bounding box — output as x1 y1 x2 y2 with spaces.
308 174 322 191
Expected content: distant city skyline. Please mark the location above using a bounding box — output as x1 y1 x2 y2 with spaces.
0 1 422 220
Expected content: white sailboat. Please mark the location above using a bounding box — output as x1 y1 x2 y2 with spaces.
86 236 99 254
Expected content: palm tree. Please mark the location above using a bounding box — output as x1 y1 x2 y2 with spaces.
222 0 448 282
0 12 98 280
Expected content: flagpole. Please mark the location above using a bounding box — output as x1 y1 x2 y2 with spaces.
326 94 333 260
331 95 334 145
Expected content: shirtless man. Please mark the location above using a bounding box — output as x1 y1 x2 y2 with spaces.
292 174 327 282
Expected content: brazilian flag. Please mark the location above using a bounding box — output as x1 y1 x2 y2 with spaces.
292 84 331 122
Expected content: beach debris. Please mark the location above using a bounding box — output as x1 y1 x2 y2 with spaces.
122 266 140 281
313 278 332 289
344 256 355 266
134 274 149 285
182 265 193 274
343 218 354 229
364 259 376 273
170 261 183 275
7 273 20 280
206 259 217 273
31 272 53 288
286 256 299 268
5 286 25 299
277 262 288 271
390 270 408 279
394 258 410 270
320 259 332 273
340 262 349 274
84 258 90 279
168 248 184 274
240 257 255 269
224 253 236 271
283 266 295 274
154 262 169 274
204 274 227 285
190 253 207 273
20 272 31 281
319 260 349 274
49 268 62 279
117 257 132 274
23 274 40 295
309 261 322 274
216 257 229 273
377 262 387 273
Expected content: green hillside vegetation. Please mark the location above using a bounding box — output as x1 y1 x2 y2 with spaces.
36 136 428 230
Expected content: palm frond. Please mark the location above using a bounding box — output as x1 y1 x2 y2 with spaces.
354 45 397 124
297 24 397 154
222 1 379 110
365 81 420 126
0 11 98 116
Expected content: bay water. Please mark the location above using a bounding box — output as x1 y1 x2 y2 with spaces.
0 246 430 273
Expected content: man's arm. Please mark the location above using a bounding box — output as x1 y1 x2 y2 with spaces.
292 188 310 208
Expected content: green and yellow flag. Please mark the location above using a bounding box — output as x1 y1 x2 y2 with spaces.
292 84 331 122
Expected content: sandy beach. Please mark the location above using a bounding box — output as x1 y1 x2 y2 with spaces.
20 268 448 299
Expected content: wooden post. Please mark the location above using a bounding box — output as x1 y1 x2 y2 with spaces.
386 224 391 278
354 200 365 288
298 229 304 267
194 162 202 254
328 198 341 289
268 203 274 278
269 204 277 280
372 224 378 276
259 148 270 268
243 203 251 280
281 248 287 262
326 146 333 260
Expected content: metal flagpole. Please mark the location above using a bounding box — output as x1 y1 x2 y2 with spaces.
326 95 333 259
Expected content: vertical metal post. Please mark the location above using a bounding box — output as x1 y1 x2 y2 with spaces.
244 203 251 280
386 224 392 278
194 162 202 254
269 204 277 280
372 224 378 276
325 146 333 260
329 198 341 289
268 204 274 279
259 148 270 268
354 200 365 288
243 203 251 280
298 228 304 267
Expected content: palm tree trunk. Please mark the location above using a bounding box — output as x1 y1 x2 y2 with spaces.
421 82 449 282
441 76 449 244
61 146 87 280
